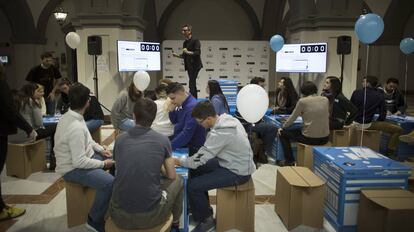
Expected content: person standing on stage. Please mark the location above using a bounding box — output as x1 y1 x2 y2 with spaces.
172 24 203 98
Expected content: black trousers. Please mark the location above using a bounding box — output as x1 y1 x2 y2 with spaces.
36 124 57 164
187 68 201 99
279 129 329 163
0 135 8 210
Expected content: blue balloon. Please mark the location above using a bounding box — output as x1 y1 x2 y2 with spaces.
355 13 384 44
270 35 284 52
400 38 414 55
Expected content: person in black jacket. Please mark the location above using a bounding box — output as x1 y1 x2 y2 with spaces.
0 63 37 220
378 77 407 116
322 76 357 130
273 77 298 114
57 78 104 133
172 24 203 98
350 75 402 154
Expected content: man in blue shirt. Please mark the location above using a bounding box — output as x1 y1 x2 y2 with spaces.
166 82 206 156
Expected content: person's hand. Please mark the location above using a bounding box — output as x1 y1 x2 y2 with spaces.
166 101 177 112
48 92 56 101
103 159 115 169
394 111 402 116
182 48 191 55
172 52 180 57
102 149 112 158
386 111 392 116
28 130 38 141
273 106 280 111
172 157 181 166
277 128 283 136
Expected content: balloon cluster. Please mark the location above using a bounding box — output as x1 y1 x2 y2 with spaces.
354 13 413 55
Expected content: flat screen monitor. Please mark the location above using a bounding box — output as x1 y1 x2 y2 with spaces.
0 55 9 64
117 41 161 72
276 42 327 73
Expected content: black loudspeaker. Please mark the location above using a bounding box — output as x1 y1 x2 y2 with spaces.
337 36 351 55
88 36 102 55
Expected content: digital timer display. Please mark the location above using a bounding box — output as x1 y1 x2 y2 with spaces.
300 44 326 53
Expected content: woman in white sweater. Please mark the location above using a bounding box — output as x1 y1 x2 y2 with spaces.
151 83 174 136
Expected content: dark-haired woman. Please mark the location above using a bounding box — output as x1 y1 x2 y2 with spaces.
8 83 57 170
321 76 357 130
206 80 229 115
273 77 298 114
111 82 142 130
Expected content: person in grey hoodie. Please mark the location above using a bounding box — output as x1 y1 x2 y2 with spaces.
111 82 142 130
173 101 255 232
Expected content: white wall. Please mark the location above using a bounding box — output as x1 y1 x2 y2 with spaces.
288 30 359 98
162 0 255 40
76 28 143 114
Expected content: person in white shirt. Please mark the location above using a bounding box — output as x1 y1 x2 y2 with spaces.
151 83 174 137
54 83 115 232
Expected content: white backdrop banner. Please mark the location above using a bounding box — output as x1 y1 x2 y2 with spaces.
162 40 270 98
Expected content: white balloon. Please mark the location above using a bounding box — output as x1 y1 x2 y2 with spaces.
133 71 150 91
236 84 269 123
65 32 80 49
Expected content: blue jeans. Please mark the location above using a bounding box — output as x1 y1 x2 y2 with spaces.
118 118 135 131
188 158 250 222
86 119 104 133
63 154 114 227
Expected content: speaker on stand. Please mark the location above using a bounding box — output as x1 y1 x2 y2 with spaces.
88 36 102 100
337 36 351 91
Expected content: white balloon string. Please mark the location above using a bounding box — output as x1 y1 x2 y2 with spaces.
361 45 370 147
405 55 408 112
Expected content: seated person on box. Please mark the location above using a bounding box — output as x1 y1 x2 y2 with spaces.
166 82 206 155
351 75 402 155
57 78 105 133
151 83 174 137
173 101 255 232
111 82 142 131
206 80 230 115
278 81 330 166
8 83 57 170
378 77 407 116
321 76 357 130
54 83 115 232
108 98 183 231
273 77 298 114
235 77 277 164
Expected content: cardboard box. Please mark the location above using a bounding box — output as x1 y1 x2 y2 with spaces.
275 167 325 230
349 129 381 152
65 181 96 228
313 147 411 232
357 189 414 232
91 128 101 143
6 139 46 178
216 179 255 232
296 142 331 170
329 129 350 146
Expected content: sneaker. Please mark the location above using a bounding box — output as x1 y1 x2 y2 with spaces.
85 216 103 232
191 216 215 232
0 205 26 221
400 134 414 144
